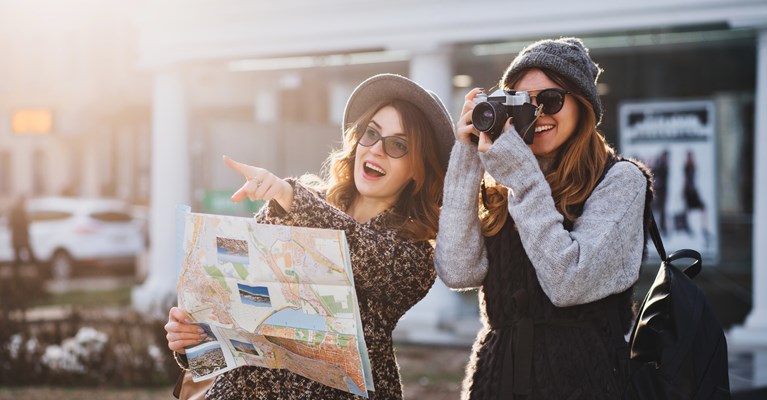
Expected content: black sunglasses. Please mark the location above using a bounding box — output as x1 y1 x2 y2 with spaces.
357 126 409 158
525 88 569 115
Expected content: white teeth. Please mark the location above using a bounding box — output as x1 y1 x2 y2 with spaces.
365 162 386 175
535 125 554 133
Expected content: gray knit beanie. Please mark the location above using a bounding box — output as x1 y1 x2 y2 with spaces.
502 37 604 125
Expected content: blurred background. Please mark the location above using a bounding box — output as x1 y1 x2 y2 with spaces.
1 0 766 398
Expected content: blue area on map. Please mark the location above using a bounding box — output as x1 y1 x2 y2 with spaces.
219 250 249 265
263 308 328 331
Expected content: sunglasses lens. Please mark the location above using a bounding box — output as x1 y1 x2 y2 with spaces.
538 89 565 114
359 128 379 146
358 127 408 158
384 138 409 158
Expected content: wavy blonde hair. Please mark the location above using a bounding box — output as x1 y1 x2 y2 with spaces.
480 68 613 236
308 99 445 242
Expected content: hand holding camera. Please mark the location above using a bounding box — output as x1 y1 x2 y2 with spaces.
471 89 542 144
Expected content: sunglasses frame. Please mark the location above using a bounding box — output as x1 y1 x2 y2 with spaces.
356 125 409 159
527 88 569 115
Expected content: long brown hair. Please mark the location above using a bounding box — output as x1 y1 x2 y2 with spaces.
312 99 445 241
480 68 613 236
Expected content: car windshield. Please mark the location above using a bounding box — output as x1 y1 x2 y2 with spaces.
28 211 71 222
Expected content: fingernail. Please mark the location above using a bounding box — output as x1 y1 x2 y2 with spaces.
200 333 207 339
198 328 205 334
184 319 192 324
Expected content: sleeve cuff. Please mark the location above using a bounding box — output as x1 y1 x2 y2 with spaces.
443 141 484 209
257 178 302 225
480 129 543 194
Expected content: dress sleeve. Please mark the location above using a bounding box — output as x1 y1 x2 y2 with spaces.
479 131 647 306
434 141 489 289
353 234 436 321
256 179 436 312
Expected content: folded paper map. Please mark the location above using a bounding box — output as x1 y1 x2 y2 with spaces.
176 206 374 397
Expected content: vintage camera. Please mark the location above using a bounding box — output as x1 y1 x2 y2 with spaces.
472 89 540 143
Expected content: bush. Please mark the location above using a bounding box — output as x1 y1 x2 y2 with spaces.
1 304 178 387
0 268 179 387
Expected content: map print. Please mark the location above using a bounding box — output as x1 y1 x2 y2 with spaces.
177 208 373 397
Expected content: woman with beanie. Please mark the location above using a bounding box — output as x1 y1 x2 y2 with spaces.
165 74 455 399
435 37 653 399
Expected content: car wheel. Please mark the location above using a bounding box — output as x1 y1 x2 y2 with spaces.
51 250 74 280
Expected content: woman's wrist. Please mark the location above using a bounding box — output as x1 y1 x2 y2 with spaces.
273 179 295 213
173 351 190 371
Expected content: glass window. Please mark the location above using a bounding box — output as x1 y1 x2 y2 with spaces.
28 210 72 222
90 211 132 222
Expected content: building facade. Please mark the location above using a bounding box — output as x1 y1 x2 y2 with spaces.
0 1 152 209
127 0 767 346
3 1 764 345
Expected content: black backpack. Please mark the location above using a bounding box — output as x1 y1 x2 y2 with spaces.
624 215 731 399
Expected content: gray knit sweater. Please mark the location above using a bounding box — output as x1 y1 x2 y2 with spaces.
435 130 647 307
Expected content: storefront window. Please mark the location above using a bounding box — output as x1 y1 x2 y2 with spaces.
453 30 756 274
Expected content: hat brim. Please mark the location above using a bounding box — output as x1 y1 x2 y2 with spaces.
342 74 454 171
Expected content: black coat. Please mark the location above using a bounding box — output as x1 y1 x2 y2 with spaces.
463 157 654 400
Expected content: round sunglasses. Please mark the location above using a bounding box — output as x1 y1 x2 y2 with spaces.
523 88 569 115
357 126 409 158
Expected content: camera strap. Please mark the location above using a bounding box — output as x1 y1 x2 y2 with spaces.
518 104 544 143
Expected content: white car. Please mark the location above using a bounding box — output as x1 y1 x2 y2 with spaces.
0 197 146 279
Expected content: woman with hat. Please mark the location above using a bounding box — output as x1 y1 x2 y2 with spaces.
165 73 454 399
435 37 653 399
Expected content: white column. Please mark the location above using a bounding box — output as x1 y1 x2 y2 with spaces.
80 138 100 197
329 81 354 127
12 142 33 196
132 68 190 319
729 28 767 347
394 46 481 345
255 89 278 124
116 127 134 200
408 45 453 117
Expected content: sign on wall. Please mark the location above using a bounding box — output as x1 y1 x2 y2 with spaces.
12 108 53 135
619 99 719 262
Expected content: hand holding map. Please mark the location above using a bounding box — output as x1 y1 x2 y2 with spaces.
165 307 208 352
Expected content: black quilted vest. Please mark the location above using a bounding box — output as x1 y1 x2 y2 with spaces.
465 157 654 400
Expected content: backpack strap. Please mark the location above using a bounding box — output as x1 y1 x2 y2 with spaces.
601 156 653 384
668 248 702 280
649 212 667 261
649 208 703 279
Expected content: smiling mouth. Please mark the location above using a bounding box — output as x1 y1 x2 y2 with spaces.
535 124 554 134
363 161 386 177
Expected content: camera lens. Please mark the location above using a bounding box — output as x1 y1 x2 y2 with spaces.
475 109 494 131
472 102 508 138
